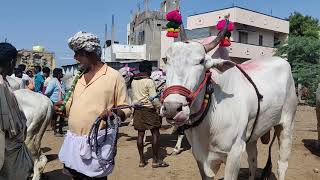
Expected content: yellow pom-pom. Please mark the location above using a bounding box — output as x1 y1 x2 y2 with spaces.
205 94 210 99
174 28 181 33
167 28 175 32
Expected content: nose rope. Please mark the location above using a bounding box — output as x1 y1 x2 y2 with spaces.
161 72 211 104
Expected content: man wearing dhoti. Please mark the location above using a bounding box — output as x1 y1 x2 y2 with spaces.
0 42 33 180
55 32 131 180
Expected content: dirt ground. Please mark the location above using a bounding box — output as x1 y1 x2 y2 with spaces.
42 106 320 180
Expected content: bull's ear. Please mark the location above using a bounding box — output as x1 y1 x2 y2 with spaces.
204 55 236 72
162 57 167 64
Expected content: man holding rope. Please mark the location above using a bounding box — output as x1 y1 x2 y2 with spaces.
54 31 131 180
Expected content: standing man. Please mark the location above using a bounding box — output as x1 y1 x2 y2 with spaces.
54 32 131 180
42 67 51 93
34 65 44 92
131 60 168 168
0 42 33 179
45 68 65 135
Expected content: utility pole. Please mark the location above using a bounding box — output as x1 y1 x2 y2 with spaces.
111 14 115 62
137 2 141 13
105 24 108 46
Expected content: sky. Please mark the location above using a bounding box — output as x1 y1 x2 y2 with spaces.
0 0 319 67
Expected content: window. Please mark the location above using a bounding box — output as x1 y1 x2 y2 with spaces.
274 36 281 47
239 31 248 44
259 35 263 46
138 31 145 45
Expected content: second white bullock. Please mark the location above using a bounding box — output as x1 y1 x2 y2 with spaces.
7 76 53 180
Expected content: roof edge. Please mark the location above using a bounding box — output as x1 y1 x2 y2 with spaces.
189 6 288 22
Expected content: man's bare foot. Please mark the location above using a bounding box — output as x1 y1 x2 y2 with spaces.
139 161 147 167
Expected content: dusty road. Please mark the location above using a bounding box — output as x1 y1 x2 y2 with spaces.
42 106 320 180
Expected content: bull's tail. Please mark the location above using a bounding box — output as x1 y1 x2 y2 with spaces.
260 129 277 180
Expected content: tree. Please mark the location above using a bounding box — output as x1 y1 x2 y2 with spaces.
288 12 320 39
276 12 320 105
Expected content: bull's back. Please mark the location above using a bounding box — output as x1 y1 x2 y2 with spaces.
14 89 53 128
241 57 294 98
242 57 297 134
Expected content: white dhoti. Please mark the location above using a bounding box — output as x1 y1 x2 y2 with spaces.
59 128 117 178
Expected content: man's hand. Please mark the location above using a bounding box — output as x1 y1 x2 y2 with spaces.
98 108 113 120
54 101 66 117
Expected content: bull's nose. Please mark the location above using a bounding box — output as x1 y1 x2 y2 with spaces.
163 102 183 118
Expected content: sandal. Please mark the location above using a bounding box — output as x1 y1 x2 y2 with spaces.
139 161 147 168
152 160 169 168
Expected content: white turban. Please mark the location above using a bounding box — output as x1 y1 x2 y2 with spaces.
68 31 102 57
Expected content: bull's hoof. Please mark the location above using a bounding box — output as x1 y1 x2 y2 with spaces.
128 120 134 126
261 131 270 144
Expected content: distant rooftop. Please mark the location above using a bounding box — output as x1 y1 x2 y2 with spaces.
189 6 288 22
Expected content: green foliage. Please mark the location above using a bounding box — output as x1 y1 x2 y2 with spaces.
276 36 320 105
276 12 320 106
288 12 320 39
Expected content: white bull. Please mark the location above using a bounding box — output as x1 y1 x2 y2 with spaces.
161 40 298 180
7 76 53 180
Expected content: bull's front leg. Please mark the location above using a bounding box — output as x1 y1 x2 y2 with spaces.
224 139 245 180
197 161 213 180
172 134 184 155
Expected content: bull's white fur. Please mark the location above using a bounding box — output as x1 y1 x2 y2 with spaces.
2 77 54 180
162 42 298 180
6 76 21 91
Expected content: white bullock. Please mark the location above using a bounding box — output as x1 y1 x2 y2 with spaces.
7 77 53 180
160 36 298 180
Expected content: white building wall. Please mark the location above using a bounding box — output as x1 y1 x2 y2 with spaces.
230 42 275 59
187 8 236 30
187 7 289 34
183 7 289 61
102 44 147 62
234 7 289 34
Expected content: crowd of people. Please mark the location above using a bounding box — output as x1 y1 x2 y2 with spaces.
11 62 66 135
1 31 169 180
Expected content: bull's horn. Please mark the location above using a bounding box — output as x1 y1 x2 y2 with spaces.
180 23 188 42
204 14 230 53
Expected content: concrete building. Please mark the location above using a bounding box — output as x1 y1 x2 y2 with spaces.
102 43 147 62
16 46 55 70
186 6 289 63
127 0 180 61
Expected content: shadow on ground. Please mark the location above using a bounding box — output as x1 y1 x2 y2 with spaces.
43 169 70 180
302 139 320 157
218 168 277 180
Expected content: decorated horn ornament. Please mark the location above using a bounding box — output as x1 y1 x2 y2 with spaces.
204 14 231 53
